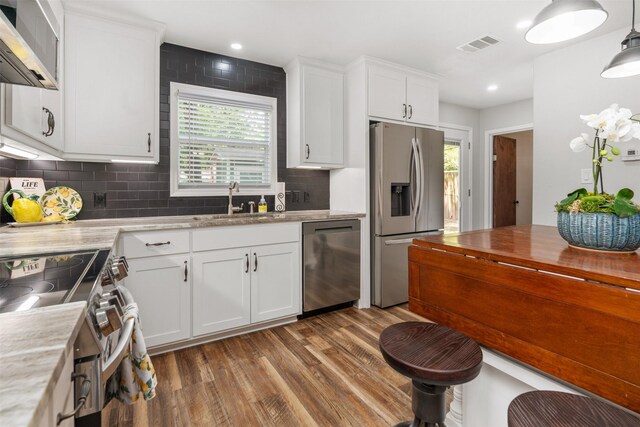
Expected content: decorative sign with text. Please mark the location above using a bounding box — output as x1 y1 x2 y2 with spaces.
9 178 45 200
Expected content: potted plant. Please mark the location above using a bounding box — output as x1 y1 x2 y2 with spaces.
555 104 640 253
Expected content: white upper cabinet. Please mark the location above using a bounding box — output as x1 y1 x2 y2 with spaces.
286 58 344 169
4 85 63 152
406 76 439 126
368 62 439 127
63 12 161 162
368 65 407 121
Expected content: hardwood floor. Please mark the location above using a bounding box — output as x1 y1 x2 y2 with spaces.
102 304 439 426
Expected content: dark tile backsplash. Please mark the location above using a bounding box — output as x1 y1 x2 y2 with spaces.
0 44 330 221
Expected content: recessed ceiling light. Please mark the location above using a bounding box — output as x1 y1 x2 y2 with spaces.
487 84 498 92
230 43 242 50
516 20 532 29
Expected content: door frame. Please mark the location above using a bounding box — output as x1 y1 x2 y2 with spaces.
484 123 533 229
439 122 472 232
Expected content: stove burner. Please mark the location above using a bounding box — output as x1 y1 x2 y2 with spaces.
0 281 55 313
0 280 55 298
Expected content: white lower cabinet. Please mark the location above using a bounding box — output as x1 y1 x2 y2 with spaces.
37 353 74 427
192 248 251 336
124 255 191 347
120 223 302 349
251 242 300 323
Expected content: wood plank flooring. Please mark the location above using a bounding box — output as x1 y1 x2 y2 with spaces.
102 304 443 426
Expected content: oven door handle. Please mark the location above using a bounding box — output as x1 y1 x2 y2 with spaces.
102 317 135 382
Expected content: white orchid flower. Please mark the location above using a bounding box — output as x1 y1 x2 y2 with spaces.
570 133 590 152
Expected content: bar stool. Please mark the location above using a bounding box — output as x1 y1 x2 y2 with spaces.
379 322 483 427
508 391 640 427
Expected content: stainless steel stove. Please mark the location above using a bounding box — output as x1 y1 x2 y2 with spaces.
0 249 132 426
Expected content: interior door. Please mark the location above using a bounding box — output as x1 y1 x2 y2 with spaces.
415 127 445 232
493 135 517 227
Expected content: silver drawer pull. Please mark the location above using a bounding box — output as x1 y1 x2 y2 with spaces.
57 374 91 425
145 241 171 247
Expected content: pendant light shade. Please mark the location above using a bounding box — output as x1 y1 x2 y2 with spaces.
602 0 640 78
525 0 608 44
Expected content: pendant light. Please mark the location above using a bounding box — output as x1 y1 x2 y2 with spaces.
601 0 640 78
525 0 608 44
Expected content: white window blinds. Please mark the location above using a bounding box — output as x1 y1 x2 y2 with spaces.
176 90 275 190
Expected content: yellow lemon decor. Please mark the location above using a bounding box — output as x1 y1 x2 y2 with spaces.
40 186 83 220
2 189 43 223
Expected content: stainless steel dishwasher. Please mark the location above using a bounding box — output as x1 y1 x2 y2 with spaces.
302 220 361 314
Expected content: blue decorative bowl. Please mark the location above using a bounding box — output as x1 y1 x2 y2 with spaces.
557 212 640 253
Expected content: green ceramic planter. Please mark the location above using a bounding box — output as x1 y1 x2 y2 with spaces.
557 212 640 252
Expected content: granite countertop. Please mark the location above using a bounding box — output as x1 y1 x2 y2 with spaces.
0 302 87 427
0 210 364 258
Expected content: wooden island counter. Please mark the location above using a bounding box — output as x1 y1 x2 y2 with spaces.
408 225 640 414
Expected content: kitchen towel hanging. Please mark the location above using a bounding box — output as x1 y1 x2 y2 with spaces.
112 301 157 404
275 182 285 212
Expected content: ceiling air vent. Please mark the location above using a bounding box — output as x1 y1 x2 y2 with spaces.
456 35 501 53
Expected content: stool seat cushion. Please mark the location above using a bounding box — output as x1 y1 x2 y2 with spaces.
508 391 640 427
379 322 483 385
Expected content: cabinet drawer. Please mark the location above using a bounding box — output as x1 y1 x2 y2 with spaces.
121 230 190 259
193 223 300 252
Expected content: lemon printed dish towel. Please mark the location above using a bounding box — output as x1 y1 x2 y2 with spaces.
114 302 157 404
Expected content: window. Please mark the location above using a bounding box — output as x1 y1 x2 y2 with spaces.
170 82 277 197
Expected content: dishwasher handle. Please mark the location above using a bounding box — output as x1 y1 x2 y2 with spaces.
303 220 361 235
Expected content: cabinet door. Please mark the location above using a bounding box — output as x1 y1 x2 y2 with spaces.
124 255 191 347
5 86 42 142
406 76 439 126
368 65 407 121
192 249 251 336
64 13 156 158
251 242 300 323
302 66 343 165
5 85 63 151
40 88 64 150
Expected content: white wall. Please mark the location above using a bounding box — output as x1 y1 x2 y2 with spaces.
502 130 533 225
533 28 640 225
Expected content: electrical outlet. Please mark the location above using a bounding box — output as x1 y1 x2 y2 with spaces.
580 169 593 184
292 191 300 203
303 192 310 203
94 192 107 208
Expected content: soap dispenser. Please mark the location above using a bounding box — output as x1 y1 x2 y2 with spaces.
258 195 267 213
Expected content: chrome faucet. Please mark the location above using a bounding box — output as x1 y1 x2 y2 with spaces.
227 182 244 215
248 201 256 214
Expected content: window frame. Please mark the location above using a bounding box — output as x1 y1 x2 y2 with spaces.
169 82 278 197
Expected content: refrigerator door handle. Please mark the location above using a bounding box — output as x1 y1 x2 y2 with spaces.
409 139 416 212
412 137 423 219
416 138 427 217
384 237 415 245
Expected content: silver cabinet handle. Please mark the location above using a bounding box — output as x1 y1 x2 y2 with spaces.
305 144 310 160
42 107 55 137
408 104 413 119
245 253 249 273
57 374 90 425
402 103 407 118
184 261 188 282
145 241 170 247
147 133 151 153
253 252 258 272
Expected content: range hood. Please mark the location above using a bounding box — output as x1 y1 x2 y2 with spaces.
0 0 59 90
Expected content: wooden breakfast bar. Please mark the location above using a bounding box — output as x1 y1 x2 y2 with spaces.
408 225 640 418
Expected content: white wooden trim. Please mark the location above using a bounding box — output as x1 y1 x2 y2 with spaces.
484 123 533 229
169 82 278 197
439 122 473 233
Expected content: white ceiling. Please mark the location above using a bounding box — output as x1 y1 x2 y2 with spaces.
61 0 633 109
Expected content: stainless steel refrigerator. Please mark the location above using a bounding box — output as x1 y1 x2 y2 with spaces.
370 122 444 308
